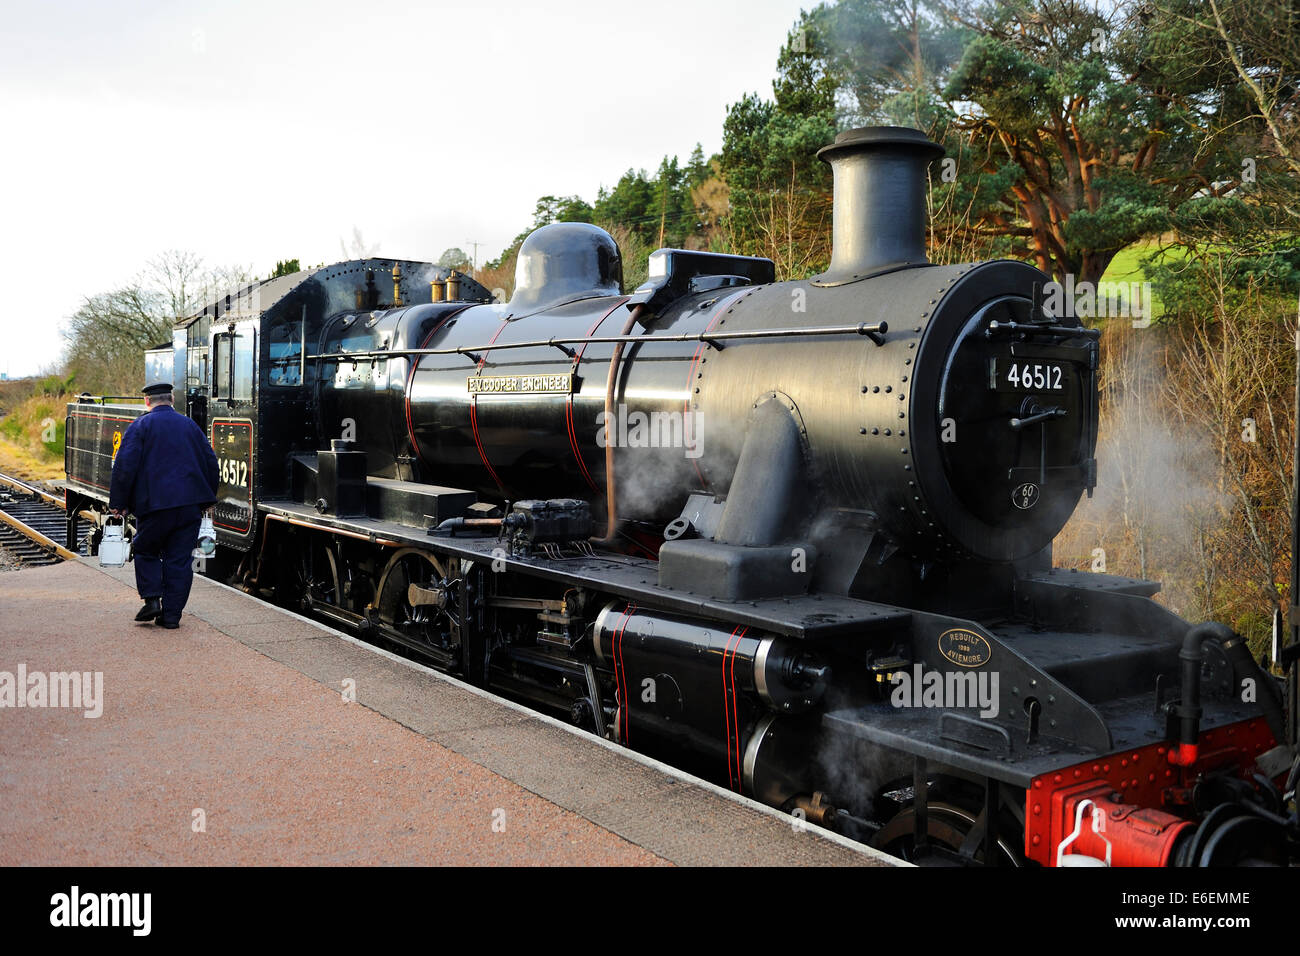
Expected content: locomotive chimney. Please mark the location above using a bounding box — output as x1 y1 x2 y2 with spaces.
816 126 945 284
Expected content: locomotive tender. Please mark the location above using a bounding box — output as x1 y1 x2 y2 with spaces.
64 126 1298 865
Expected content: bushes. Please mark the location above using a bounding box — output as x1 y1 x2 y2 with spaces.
38 374 75 398
0 393 67 463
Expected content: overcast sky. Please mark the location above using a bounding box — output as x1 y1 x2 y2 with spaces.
0 0 813 378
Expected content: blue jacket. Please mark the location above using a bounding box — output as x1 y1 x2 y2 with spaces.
109 405 220 516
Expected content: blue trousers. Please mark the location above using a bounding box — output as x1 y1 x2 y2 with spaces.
133 504 203 625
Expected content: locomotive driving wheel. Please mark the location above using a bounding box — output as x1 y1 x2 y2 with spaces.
294 537 341 611
374 548 459 651
872 801 1023 867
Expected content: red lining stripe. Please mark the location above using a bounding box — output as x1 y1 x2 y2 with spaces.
68 413 138 424
613 604 636 743
563 400 587 488
721 626 741 790
566 297 629 492
67 412 146 490
469 398 506 493
720 625 751 791
684 290 747 490
730 626 747 787
403 305 473 469
467 321 511 493
210 420 254 534
477 320 508 369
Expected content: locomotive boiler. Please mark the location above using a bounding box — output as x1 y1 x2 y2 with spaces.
64 126 1299 866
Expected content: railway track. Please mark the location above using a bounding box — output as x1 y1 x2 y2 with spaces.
0 472 79 567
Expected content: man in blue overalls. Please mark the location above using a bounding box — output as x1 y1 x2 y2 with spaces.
109 381 219 629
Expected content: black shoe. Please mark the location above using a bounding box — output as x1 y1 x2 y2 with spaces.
156 618 180 630
134 598 163 622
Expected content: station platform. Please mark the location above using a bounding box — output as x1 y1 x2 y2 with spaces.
0 557 898 867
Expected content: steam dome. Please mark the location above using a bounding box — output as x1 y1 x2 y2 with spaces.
507 222 622 316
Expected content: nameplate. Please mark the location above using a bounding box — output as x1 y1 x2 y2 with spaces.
467 373 575 395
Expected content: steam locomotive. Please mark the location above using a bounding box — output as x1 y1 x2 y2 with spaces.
64 126 1298 866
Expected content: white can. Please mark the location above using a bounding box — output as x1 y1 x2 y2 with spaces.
99 516 130 567
194 514 216 558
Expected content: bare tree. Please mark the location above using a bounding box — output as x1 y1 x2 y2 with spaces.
146 250 205 323
61 251 256 393
748 160 833 279
144 249 256 322
1165 259 1296 635
62 286 170 392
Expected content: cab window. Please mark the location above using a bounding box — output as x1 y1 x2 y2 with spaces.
188 345 209 395
268 322 302 387
233 329 254 401
213 334 232 398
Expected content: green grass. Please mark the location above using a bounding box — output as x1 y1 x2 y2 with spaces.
1101 243 1153 284
1099 241 1200 323
1100 241 1163 321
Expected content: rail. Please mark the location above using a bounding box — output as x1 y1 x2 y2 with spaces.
0 473 79 564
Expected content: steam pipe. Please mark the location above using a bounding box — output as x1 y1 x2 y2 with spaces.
261 512 403 548
431 516 505 537
1169 623 1226 766
1169 622 1287 765
593 303 647 545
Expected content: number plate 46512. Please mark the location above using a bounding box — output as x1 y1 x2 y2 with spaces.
989 356 1068 393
